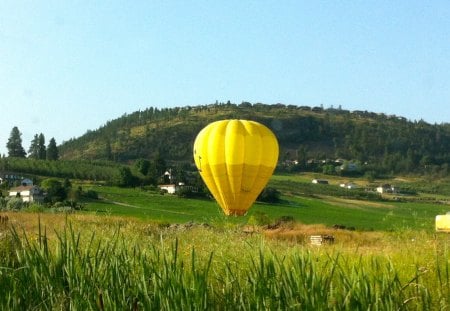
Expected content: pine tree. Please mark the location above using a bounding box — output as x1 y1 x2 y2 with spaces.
38 133 46 160
6 126 26 157
46 137 59 161
28 134 40 159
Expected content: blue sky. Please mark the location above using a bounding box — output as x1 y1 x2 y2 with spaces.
1 1 449 156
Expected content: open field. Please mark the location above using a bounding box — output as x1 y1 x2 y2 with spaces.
1 213 449 310
79 180 450 232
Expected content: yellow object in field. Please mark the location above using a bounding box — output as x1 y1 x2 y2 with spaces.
193 120 279 216
435 214 450 232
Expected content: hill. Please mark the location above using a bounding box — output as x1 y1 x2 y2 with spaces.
59 102 450 176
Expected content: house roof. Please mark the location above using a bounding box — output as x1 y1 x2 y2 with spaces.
9 185 38 192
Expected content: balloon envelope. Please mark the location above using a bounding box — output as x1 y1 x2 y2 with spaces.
193 119 279 216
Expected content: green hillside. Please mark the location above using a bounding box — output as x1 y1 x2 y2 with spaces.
59 102 450 176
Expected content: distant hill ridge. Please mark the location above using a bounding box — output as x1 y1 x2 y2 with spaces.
58 103 450 175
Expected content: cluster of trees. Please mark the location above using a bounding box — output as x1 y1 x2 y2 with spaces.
0 155 195 189
5 126 59 160
40 178 97 206
277 114 450 177
0 177 98 211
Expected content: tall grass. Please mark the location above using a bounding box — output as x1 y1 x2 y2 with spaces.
0 218 449 310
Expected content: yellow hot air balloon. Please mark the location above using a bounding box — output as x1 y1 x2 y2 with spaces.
193 119 279 216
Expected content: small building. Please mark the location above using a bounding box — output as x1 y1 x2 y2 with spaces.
159 182 197 195
376 184 396 194
159 184 177 194
20 178 33 186
334 158 345 165
312 179 329 185
340 182 358 189
283 159 299 166
339 162 358 172
8 185 44 203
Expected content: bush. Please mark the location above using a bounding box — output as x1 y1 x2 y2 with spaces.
6 198 26 211
24 204 45 213
41 178 67 203
249 211 271 226
83 190 99 200
267 216 295 229
257 187 281 203
0 197 7 210
176 187 207 199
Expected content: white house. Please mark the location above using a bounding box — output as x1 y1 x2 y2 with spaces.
339 162 358 172
376 184 396 194
340 182 358 189
312 179 329 184
8 185 44 203
159 184 177 194
159 182 197 195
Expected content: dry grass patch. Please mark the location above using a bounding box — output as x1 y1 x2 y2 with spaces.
318 195 395 209
264 222 387 251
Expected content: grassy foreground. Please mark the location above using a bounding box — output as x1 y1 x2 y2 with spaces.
1 213 449 310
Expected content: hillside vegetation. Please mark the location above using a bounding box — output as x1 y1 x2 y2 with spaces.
59 102 450 176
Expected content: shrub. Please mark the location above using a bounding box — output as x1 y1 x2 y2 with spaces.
41 178 67 203
84 190 99 200
6 198 26 211
0 197 7 210
250 211 271 226
24 204 45 213
257 187 281 203
176 187 207 199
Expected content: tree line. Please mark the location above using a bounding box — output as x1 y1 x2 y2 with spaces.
1 126 194 188
5 126 59 160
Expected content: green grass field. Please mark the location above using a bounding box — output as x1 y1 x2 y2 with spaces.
81 180 449 232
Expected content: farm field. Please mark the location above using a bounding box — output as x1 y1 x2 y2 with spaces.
80 179 449 232
1 174 450 309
